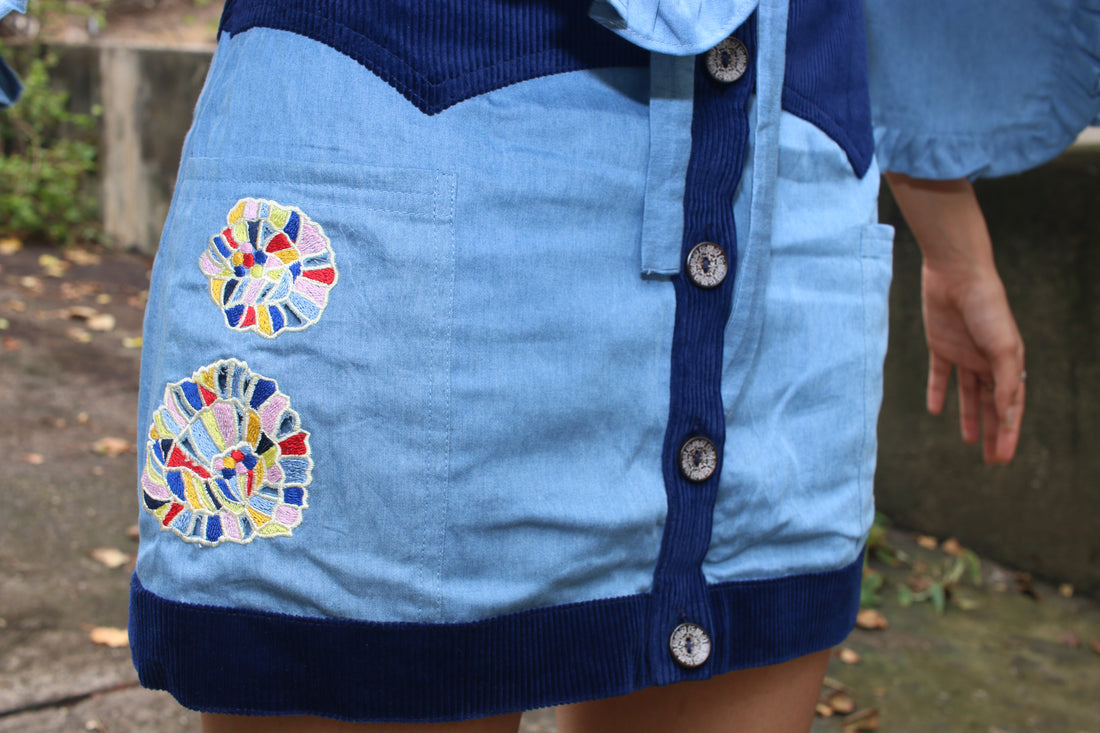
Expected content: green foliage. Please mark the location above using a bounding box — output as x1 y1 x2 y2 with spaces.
0 46 100 244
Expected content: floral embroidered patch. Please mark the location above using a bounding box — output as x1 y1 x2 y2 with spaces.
140 359 312 546
199 198 338 338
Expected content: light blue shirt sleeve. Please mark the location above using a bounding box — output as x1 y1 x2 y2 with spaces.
0 0 28 108
866 0 1100 180
589 0 757 55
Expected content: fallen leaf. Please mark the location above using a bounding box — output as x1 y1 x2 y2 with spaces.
855 609 888 630
1089 639 1100 656
89 626 129 648
125 524 140 541
915 534 938 550
122 336 143 349
19 275 43 292
60 281 99 301
837 647 862 665
1015 572 1041 601
67 305 99 320
86 313 116 332
1059 583 1074 598
4 299 26 313
38 253 69 277
0 237 22 255
815 703 835 718
92 436 135 457
128 291 148 308
824 691 856 715
941 537 964 556
0 318 8 330
907 574 933 593
2 337 18 351
95 293 112 305
84 718 105 732
823 677 854 694
65 248 101 266
90 547 131 569
77 411 90 425
66 327 92 343
842 708 880 732
22 452 44 465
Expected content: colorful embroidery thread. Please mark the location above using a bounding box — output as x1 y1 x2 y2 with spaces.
141 359 312 546
199 198 338 337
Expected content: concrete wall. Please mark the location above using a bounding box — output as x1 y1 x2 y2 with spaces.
46 43 212 254
40 44 1100 596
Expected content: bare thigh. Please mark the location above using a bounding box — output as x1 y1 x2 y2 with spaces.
556 649 831 733
201 712 522 733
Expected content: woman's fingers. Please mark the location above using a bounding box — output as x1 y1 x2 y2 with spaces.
956 366 982 445
927 352 952 416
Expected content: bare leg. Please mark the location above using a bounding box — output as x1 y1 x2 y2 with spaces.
202 712 522 733
556 649 830 733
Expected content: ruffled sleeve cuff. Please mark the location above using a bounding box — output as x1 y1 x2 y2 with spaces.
588 0 757 55
867 0 1100 180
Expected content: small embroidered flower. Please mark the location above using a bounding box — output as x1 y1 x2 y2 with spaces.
199 198 338 338
140 358 312 546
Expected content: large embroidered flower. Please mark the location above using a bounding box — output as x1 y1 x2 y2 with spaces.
199 198 338 338
140 359 312 546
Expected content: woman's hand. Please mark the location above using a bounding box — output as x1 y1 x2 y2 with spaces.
885 173 1025 464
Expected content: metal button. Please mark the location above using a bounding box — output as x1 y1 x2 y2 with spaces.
678 436 718 482
669 622 712 668
705 37 748 83
686 242 728 289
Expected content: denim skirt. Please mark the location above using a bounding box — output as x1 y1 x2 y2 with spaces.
130 0 894 721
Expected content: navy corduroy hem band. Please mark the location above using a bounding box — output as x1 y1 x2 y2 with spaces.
129 552 862 723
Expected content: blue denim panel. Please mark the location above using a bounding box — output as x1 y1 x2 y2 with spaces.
709 108 891 584
136 28 670 623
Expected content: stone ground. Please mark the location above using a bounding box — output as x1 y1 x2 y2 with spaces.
1 240 1099 733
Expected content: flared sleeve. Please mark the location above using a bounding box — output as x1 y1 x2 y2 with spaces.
589 0 758 54
0 0 27 108
866 0 1100 180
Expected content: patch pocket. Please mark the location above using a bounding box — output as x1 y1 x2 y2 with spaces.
142 155 457 561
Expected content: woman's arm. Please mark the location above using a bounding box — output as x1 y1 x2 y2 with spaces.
884 172 1026 465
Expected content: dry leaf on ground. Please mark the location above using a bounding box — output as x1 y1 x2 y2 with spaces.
96 293 112 305
0 237 22 255
3 337 20 351
89 626 129 648
67 305 99 320
837 647 862 665
1059 583 1074 598
915 534 938 550
90 547 131 569
125 524 140 541
0 318 9 330
38 254 69 277
827 692 856 715
92 436 135 457
65 248 102 266
815 703 835 718
4 299 27 313
87 313 116 332
941 537 964 556
67 327 93 343
20 275 43 292
122 336 143 349
1089 639 1100 656
855 609 888 630
22 452 44 465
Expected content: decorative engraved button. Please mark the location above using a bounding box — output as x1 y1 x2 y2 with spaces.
686 242 728 289
705 37 749 83
678 436 718 482
669 622 712 668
